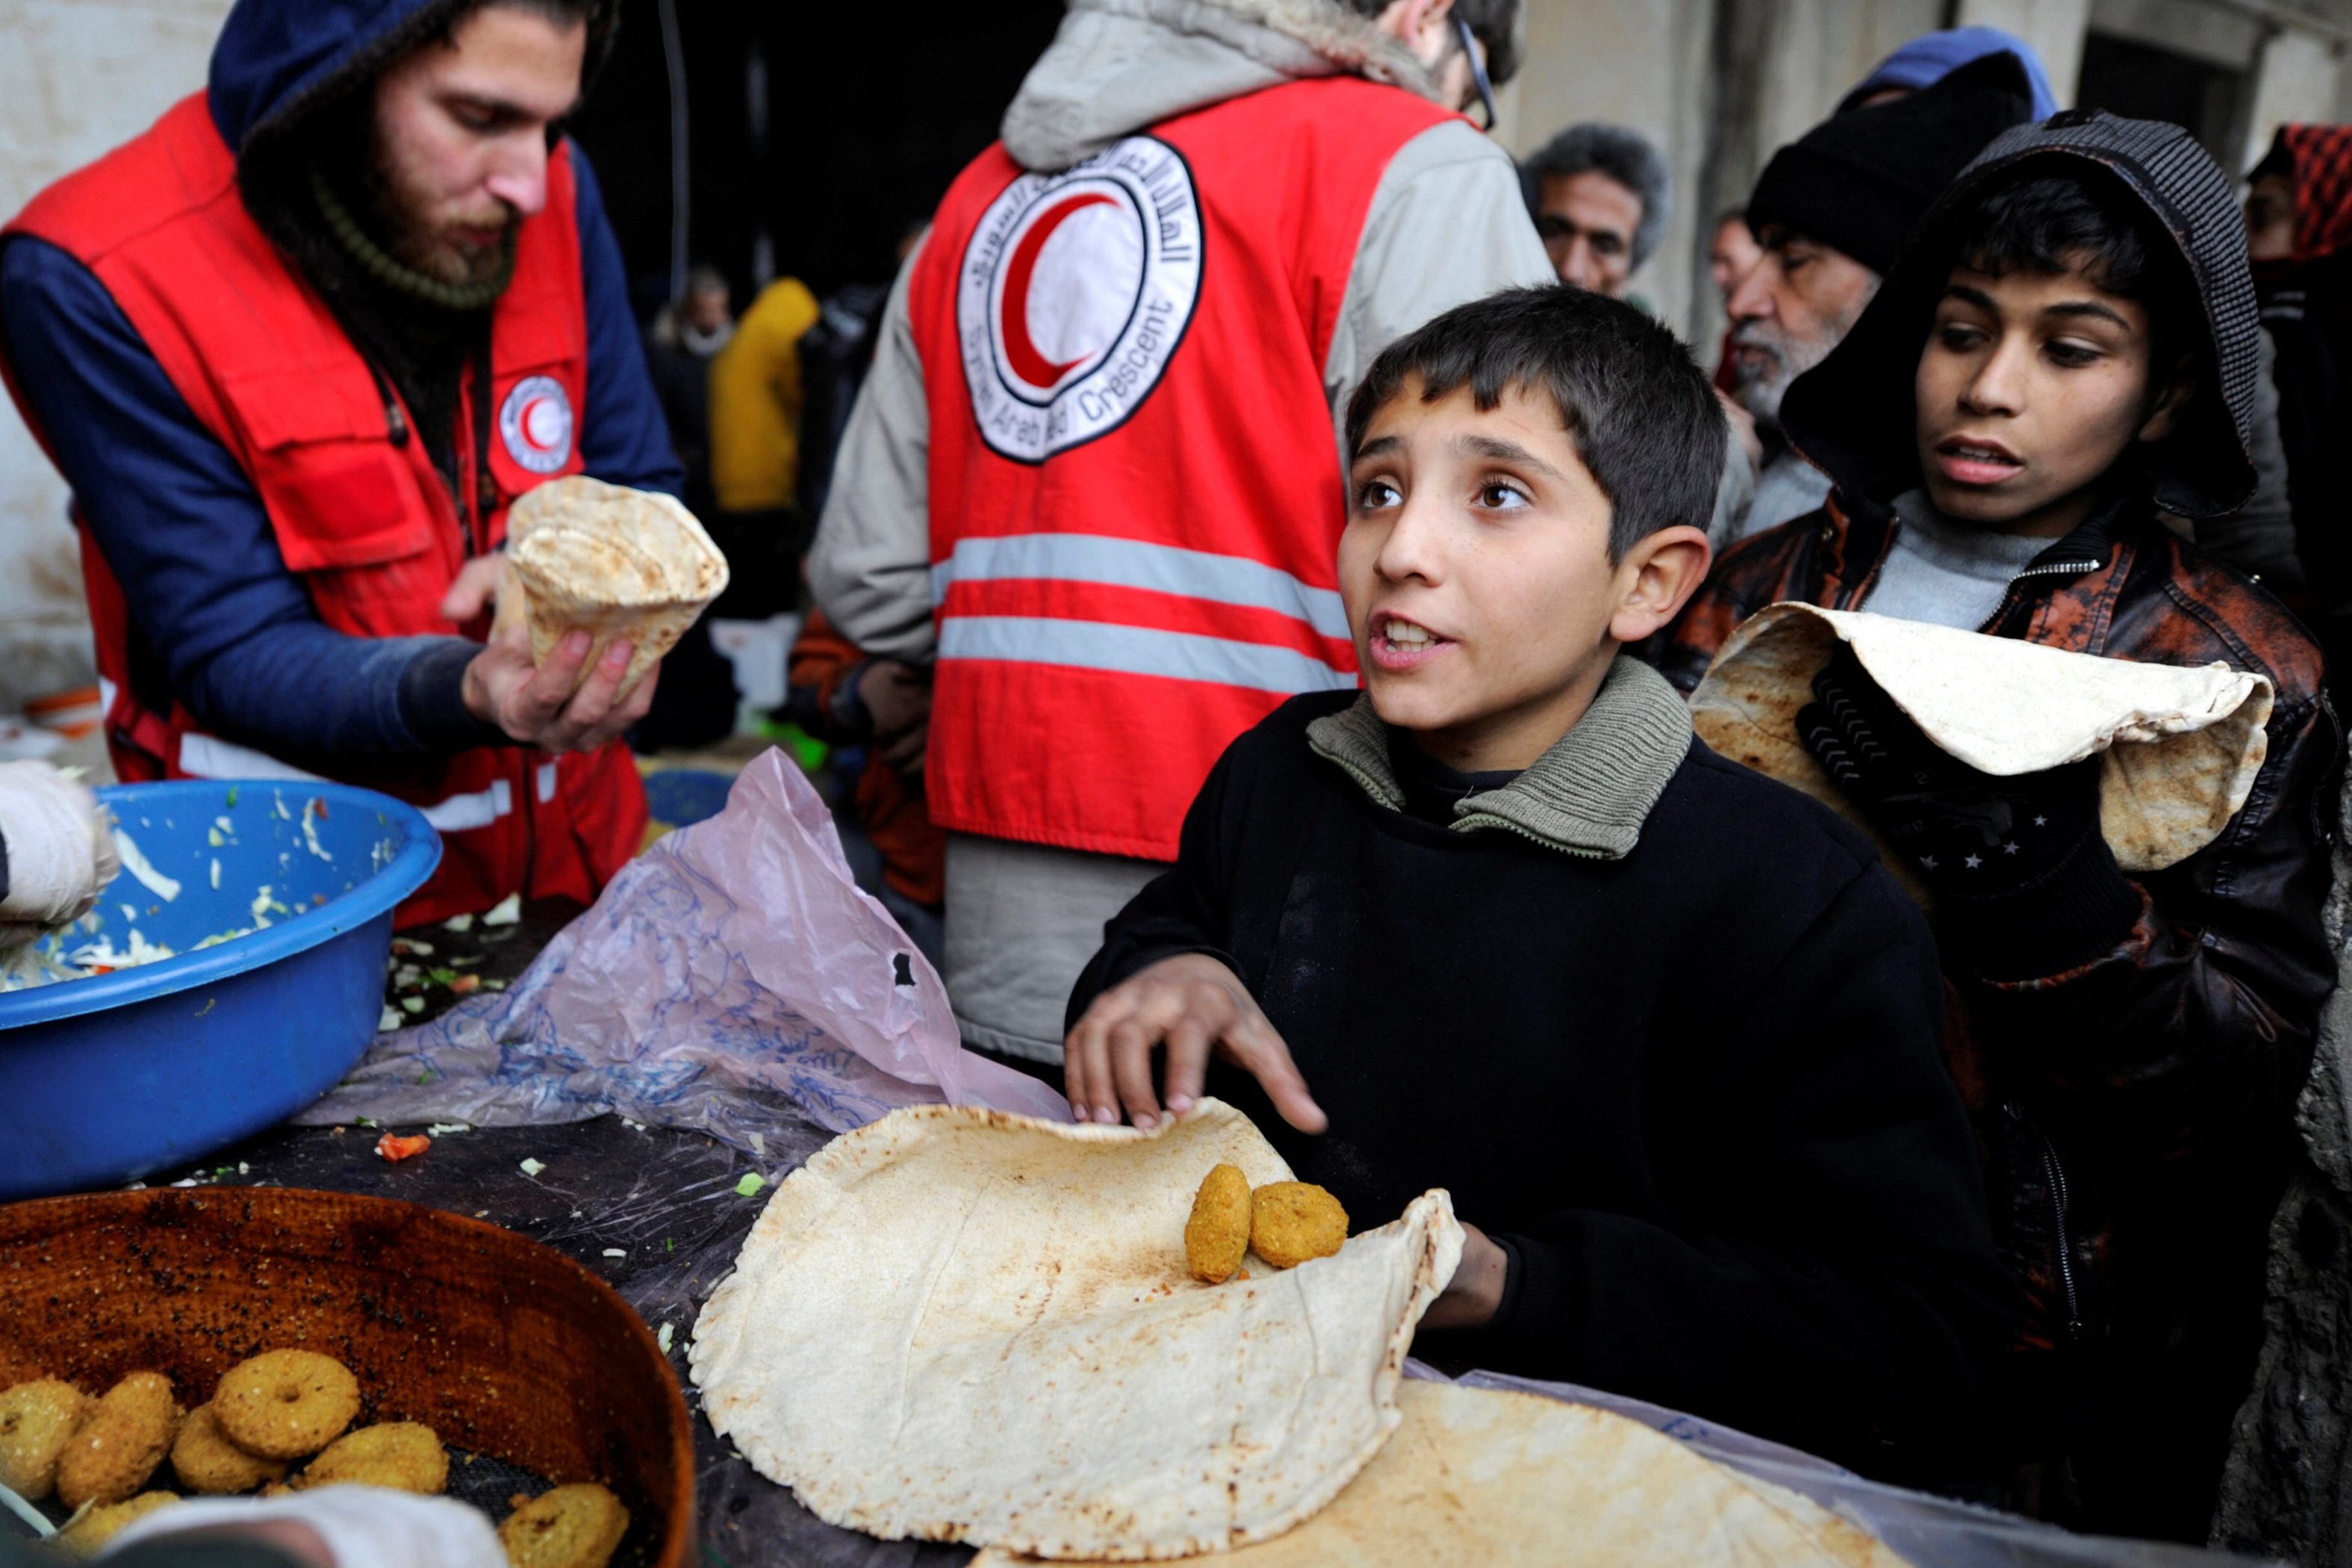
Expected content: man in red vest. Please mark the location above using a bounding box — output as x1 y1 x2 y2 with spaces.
812 0 1553 1068
0 0 681 927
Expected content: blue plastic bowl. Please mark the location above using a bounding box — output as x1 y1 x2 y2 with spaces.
0 779 440 1199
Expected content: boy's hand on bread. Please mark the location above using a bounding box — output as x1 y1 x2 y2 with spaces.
1064 952 1327 1135
1419 1223 1509 1331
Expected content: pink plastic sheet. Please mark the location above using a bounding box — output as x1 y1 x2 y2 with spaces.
299 750 1071 1141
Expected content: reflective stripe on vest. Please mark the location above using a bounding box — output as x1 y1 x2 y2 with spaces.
938 617 1354 695
932 532 1356 694
931 534 1351 641
175 734 560 833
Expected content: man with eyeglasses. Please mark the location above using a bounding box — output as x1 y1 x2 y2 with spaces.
809 0 1547 1070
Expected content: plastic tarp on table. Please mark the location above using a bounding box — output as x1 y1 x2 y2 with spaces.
1404 1364 2274 1568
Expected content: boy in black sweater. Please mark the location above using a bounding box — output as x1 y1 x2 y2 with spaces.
1064 287 2012 1469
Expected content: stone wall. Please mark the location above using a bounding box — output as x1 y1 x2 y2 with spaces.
0 0 231 715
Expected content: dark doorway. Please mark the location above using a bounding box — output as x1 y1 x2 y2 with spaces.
2074 31 2247 167
569 1 1065 320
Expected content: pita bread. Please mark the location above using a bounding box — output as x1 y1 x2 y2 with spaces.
500 475 729 689
1689 604 2273 892
688 1101 1463 1561
971 1381 1908 1567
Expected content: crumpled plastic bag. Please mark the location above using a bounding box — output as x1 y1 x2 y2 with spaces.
297 749 1071 1143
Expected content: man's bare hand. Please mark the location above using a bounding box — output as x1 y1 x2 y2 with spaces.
461 624 657 752
1063 952 1326 1134
439 555 507 623
1419 1222 1508 1331
1715 386 1764 469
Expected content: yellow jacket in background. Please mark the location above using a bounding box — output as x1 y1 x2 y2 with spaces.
709 276 821 513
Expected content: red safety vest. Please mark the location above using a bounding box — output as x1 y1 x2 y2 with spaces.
1 94 647 927
909 77 1456 862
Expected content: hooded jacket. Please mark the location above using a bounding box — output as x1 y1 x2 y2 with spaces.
809 0 1552 1063
0 0 679 772
1657 113 2336 1537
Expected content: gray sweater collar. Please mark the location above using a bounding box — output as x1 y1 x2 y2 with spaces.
1304 656 1693 860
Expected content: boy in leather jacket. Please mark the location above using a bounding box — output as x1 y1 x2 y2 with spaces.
1656 113 2338 1540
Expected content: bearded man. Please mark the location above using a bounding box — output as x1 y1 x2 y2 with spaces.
1723 54 2032 542
0 0 682 925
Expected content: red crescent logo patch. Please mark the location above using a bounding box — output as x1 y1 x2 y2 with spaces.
957 137 1204 463
498 376 573 475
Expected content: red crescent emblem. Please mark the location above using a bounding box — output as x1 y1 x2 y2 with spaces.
519 398 553 451
999 192 1118 389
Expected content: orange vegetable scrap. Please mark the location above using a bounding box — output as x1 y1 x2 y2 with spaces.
373 1133 432 1163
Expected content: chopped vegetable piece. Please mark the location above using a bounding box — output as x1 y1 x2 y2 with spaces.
400 996 424 1013
520 1158 546 1177
379 1004 402 1030
426 1123 471 1135
427 967 458 986
449 973 481 995
735 1173 765 1198
225 785 239 806
374 1133 431 1162
444 913 476 933
748 1131 765 1157
602 1248 626 1258
482 892 523 927
209 858 220 889
113 829 181 900
657 1322 674 1354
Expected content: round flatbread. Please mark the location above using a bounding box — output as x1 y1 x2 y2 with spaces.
973 1381 1908 1567
1689 604 2274 898
502 475 729 691
690 1101 1463 1561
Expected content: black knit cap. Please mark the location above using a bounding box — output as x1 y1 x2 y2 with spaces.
1745 52 2036 275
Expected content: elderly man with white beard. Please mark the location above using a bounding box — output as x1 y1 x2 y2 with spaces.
1722 54 2034 542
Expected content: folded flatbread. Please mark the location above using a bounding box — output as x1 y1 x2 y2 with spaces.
500 475 728 689
1689 604 2273 889
972 1380 1906 1567
688 1101 1463 1561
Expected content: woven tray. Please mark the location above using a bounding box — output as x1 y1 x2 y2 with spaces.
0 1186 693 1566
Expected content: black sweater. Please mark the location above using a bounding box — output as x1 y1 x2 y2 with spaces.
1070 687 2013 1466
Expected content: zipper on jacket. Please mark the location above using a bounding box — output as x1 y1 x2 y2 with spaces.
1976 559 2102 634
2009 1099 2085 1341
363 361 411 449
1452 810 1611 860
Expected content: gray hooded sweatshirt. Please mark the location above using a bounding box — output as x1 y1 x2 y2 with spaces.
809 0 1552 1063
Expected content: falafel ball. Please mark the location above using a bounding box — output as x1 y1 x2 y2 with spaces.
0 1378 90 1501
500 1482 632 1568
298 1421 449 1495
1249 1181 1348 1269
1183 1164 1253 1284
170 1403 288 1495
55 1372 179 1511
